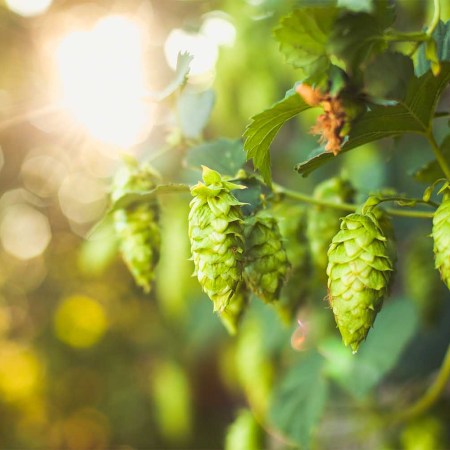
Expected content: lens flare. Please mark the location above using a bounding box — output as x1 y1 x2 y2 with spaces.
54 15 153 148
291 319 308 352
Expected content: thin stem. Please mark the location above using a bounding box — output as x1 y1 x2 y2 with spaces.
434 111 450 119
426 0 441 37
146 142 180 163
385 0 439 51
384 31 427 43
273 185 434 219
368 196 439 209
273 185 356 213
427 131 450 180
383 208 434 219
390 342 450 425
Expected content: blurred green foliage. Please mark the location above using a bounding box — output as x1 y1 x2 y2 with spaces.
0 1 449 449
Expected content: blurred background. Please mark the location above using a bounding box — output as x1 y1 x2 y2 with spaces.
0 0 449 449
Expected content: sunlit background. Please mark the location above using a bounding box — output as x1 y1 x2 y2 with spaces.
0 0 449 448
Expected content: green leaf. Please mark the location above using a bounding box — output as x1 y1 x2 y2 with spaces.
413 135 450 183
177 89 215 139
110 184 189 211
338 0 372 13
233 176 272 216
364 52 414 100
269 352 329 449
244 91 312 185
185 139 246 176
152 52 193 101
417 20 450 76
273 7 338 82
328 12 388 69
321 297 418 399
296 63 450 176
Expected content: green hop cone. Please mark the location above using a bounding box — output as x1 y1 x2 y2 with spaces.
219 283 249 335
404 232 445 325
244 210 289 303
307 178 354 279
276 205 311 323
432 197 450 290
225 409 264 450
327 212 394 352
189 166 246 312
112 161 161 292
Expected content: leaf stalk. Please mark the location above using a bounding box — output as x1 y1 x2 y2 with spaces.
427 132 450 181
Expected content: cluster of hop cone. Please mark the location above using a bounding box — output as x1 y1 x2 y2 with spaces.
112 163 450 353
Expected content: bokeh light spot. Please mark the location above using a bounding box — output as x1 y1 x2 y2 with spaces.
0 343 42 402
0 204 51 260
54 295 108 348
164 29 218 77
58 172 107 224
201 14 236 47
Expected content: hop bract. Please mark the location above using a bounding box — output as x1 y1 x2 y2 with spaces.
432 197 450 290
244 210 289 303
327 213 394 352
112 161 160 293
189 166 246 312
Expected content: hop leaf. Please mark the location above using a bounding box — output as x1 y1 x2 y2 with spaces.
432 197 450 290
112 161 161 292
307 178 355 279
189 166 246 311
327 212 394 352
244 210 289 303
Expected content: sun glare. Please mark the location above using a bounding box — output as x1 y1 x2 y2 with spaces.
6 0 52 17
55 15 153 148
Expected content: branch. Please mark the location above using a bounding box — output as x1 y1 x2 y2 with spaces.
273 185 435 219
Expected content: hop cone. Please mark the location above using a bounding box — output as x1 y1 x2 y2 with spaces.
244 210 289 303
405 232 444 324
189 166 245 311
372 209 397 264
112 162 160 292
307 178 354 278
219 283 249 335
432 197 450 290
327 213 394 352
276 205 311 322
